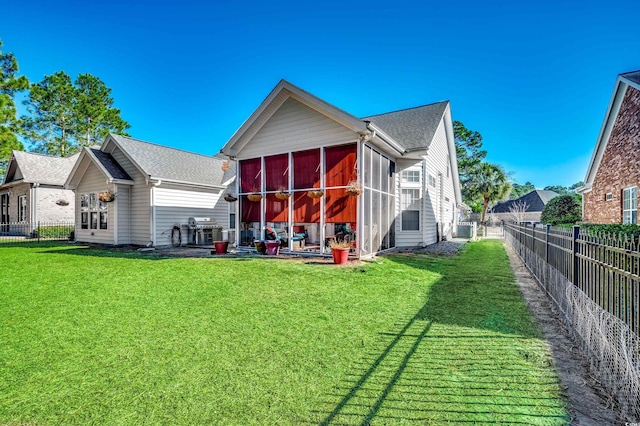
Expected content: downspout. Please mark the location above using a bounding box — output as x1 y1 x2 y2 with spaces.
150 179 162 246
30 183 39 230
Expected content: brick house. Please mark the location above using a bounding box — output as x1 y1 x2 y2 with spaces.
578 70 640 224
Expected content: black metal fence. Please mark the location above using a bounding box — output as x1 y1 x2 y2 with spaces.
0 221 74 243
504 222 639 421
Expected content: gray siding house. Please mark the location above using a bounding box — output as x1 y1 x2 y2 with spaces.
1 151 78 233
65 134 234 247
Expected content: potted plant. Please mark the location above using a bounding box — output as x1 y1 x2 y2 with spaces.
345 180 363 196
307 189 324 199
98 191 115 202
214 240 229 254
247 188 262 202
275 186 291 200
254 240 266 254
224 193 238 202
329 240 352 264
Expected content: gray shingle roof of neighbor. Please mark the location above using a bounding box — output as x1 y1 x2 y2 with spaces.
110 134 227 186
491 190 560 213
621 70 640 85
8 151 79 186
89 148 132 181
362 101 449 151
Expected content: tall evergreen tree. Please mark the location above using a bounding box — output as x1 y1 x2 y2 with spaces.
22 71 130 156
0 40 29 173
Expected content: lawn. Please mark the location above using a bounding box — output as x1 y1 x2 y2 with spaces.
0 240 569 425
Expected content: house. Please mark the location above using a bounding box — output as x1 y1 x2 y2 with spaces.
220 80 462 258
578 70 640 224
490 190 559 223
64 134 235 247
0 151 78 234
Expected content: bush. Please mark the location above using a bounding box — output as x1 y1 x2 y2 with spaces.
540 195 581 225
580 223 640 238
35 225 75 239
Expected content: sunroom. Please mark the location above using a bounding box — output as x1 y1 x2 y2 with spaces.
235 142 396 257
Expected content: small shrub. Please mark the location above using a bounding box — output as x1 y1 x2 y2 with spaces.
36 225 75 239
580 223 640 239
540 195 581 225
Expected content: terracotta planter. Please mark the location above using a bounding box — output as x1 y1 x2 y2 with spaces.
214 241 229 254
254 240 266 254
265 240 280 256
331 247 350 264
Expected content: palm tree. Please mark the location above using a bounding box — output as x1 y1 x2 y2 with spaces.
466 162 511 224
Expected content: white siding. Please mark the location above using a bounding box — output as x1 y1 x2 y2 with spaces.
35 186 75 223
395 119 457 247
240 98 358 158
425 120 457 241
75 163 115 245
110 148 151 245
116 185 130 245
153 186 224 247
395 159 425 247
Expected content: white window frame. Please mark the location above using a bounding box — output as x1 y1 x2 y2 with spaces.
623 186 637 224
401 188 421 231
80 193 108 230
428 173 436 188
18 195 27 222
401 170 421 184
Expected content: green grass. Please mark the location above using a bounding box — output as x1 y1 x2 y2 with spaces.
0 241 569 425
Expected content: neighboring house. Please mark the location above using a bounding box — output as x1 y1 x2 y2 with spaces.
0 151 78 234
578 70 640 224
490 190 560 223
65 134 234 247
220 80 462 258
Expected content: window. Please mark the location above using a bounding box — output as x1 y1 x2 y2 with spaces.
401 170 420 183
18 196 27 222
605 193 613 201
623 187 637 224
428 174 436 187
81 193 108 230
401 189 420 230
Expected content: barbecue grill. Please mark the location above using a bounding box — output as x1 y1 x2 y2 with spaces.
188 217 222 245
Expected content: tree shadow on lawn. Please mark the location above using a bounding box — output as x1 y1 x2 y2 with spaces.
315 252 568 425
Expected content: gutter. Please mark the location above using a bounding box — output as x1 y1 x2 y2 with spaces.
148 177 225 190
365 123 406 155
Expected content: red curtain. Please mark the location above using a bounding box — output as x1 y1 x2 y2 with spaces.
293 149 320 189
293 191 320 223
265 154 288 191
241 195 260 222
240 158 261 193
265 193 288 222
325 188 357 223
325 144 357 188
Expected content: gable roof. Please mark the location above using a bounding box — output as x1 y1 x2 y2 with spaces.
491 190 559 213
221 80 369 158
105 134 227 188
2 151 79 187
579 69 640 193
362 102 450 152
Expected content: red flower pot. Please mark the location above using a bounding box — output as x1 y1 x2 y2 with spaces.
331 247 350 264
214 241 229 254
265 240 280 256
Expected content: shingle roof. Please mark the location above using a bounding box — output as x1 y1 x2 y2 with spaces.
110 134 227 186
7 151 79 186
362 101 449 151
89 148 132 181
491 190 560 213
621 70 640 86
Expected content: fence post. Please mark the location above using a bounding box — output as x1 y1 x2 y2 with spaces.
572 225 579 287
545 224 550 263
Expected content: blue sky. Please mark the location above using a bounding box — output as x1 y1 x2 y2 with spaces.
3 0 640 188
